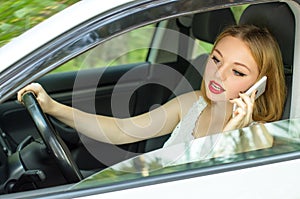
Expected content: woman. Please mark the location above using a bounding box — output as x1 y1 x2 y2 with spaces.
17 25 286 148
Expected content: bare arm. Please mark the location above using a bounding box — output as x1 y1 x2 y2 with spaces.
48 96 181 144
18 83 198 145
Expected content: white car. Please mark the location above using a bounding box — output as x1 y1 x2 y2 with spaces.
0 0 300 198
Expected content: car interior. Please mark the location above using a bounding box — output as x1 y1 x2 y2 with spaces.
0 1 296 195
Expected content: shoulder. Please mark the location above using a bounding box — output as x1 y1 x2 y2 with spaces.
177 90 203 103
174 90 204 119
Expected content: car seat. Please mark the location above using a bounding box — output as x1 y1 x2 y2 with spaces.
239 2 295 119
171 8 237 96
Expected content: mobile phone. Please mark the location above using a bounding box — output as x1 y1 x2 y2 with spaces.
245 76 267 100
232 76 267 116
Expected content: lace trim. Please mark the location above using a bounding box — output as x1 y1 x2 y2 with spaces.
163 96 207 148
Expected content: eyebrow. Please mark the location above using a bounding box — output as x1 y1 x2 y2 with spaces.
214 48 251 72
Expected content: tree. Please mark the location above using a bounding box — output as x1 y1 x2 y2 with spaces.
0 0 79 47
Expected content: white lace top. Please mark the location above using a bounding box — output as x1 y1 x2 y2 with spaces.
163 96 207 148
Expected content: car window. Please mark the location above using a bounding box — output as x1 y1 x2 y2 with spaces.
191 40 213 59
72 119 300 190
43 5 249 74
51 24 155 73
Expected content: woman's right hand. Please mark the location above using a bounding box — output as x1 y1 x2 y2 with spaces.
17 83 55 114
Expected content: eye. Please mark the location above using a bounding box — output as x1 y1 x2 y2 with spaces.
233 69 246 77
211 56 220 64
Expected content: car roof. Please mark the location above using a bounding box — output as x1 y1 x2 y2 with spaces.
0 0 133 72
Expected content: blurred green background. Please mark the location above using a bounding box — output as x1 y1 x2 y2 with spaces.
0 0 79 47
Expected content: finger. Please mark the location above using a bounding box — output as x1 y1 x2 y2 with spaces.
242 92 255 107
239 93 253 110
232 96 247 111
17 83 40 102
17 87 31 102
235 106 246 117
250 90 256 103
245 90 256 115
231 97 245 114
239 93 255 121
230 107 247 128
17 90 23 102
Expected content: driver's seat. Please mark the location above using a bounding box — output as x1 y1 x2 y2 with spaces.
239 2 295 119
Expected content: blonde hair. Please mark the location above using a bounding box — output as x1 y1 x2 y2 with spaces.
201 25 286 122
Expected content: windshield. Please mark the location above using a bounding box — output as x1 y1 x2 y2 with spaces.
71 118 300 190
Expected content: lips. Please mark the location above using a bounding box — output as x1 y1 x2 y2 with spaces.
208 81 225 94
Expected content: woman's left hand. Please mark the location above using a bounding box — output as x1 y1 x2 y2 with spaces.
223 91 256 132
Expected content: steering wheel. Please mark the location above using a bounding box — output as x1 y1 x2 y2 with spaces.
22 92 83 183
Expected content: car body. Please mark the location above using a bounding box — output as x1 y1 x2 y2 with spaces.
1 0 300 198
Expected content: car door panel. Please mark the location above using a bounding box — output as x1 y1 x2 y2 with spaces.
0 63 143 143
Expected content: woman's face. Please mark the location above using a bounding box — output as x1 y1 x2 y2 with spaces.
204 36 259 102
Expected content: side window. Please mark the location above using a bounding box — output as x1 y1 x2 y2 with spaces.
51 24 155 73
191 40 213 59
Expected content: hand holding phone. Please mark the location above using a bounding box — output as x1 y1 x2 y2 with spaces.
244 76 267 100
232 76 267 116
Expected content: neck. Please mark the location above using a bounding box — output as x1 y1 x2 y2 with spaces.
208 100 233 132
211 100 233 113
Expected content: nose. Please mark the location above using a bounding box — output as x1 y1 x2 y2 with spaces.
215 64 228 81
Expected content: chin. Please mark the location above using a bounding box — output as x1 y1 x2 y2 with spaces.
206 92 228 102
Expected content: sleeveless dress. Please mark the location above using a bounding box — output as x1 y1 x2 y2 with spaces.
163 96 207 148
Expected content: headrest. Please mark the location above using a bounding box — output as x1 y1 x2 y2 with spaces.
239 2 295 68
192 8 236 43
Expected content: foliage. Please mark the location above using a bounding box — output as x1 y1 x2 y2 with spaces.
231 5 249 22
0 0 79 47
